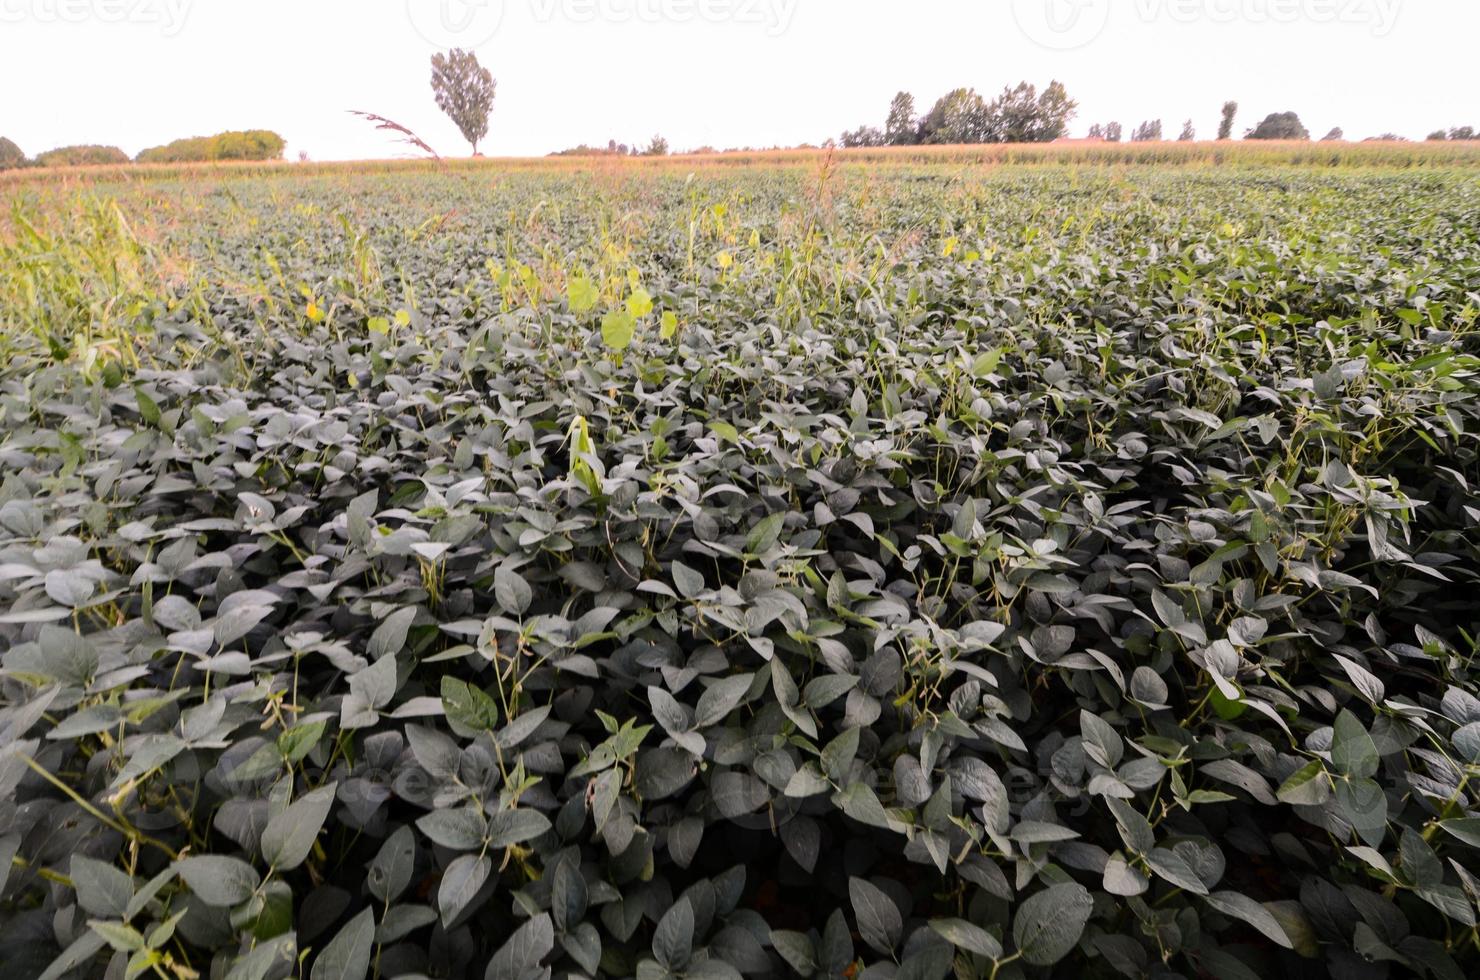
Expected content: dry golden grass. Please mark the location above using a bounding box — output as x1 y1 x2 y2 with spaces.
5 139 1480 186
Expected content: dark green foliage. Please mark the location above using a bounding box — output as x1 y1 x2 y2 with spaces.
0 137 25 170
918 88 990 145
136 130 287 163
862 81 1076 146
841 126 886 149
2 165 1480 980
1247 111 1311 140
983 80 1076 143
1132 119 1164 142
885 92 918 146
1218 101 1239 140
33 144 129 167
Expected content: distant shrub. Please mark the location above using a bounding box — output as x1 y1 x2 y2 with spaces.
34 144 130 168
136 130 286 163
0 137 25 170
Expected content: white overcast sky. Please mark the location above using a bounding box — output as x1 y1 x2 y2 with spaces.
0 0 1475 160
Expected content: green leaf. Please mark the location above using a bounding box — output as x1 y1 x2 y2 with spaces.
1103 851 1149 897
367 826 417 904
310 907 375 980
1276 760 1332 805
134 387 161 426
88 920 145 952
770 930 817 975
1080 710 1124 769
494 564 533 616
417 806 487 850
485 914 555 980
176 856 260 907
929 918 1002 958
277 720 325 763
653 897 694 970
694 674 752 728
368 606 416 660
671 560 706 599
746 512 785 554
1204 891 1293 948
1335 777 1388 848
1332 710 1380 779
44 569 95 608
441 676 499 737
1438 817 1480 847
971 348 1001 377
485 808 551 848
438 853 491 927
1146 847 1210 895
261 783 337 870
848 876 902 955
70 856 133 919
1012 883 1093 966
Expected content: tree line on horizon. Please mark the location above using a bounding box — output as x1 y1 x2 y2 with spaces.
839 83 1079 148
0 130 286 170
841 92 1479 148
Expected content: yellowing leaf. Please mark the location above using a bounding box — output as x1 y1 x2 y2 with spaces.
626 286 654 319
568 276 599 314
715 251 733 270
660 311 678 340
601 311 636 351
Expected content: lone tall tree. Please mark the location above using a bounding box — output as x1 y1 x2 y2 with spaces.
431 48 496 155
1217 101 1238 140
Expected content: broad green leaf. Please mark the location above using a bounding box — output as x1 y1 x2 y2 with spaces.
438 853 491 927
848 876 902 955
176 856 260 907
311 907 375 980
261 783 337 870
653 897 694 970
1012 883 1092 966
929 918 1002 958
486 914 555 980
1332 710 1380 779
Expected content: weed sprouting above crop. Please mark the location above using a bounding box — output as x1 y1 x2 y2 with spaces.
1 161 1479 979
